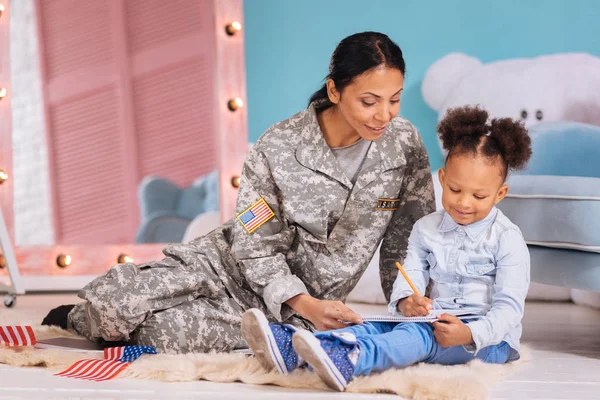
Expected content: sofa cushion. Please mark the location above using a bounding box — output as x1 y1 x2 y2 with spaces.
499 175 600 253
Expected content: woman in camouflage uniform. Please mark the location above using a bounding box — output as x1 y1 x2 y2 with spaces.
43 32 435 354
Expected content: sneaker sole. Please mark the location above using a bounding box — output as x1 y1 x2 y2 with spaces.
241 309 288 375
292 330 347 392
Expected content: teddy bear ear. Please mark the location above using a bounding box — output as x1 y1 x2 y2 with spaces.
421 52 482 111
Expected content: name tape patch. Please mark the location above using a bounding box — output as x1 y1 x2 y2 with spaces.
376 198 400 211
237 198 275 233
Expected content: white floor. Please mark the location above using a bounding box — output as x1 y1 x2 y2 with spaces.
1 294 599 399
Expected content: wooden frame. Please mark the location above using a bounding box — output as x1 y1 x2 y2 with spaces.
0 0 24 299
215 1 248 222
0 0 13 241
0 0 247 286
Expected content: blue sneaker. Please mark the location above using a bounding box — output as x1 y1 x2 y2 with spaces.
292 330 359 392
241 308 301 375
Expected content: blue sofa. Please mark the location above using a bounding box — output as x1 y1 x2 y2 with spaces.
135 171 219 243
498 121 600 291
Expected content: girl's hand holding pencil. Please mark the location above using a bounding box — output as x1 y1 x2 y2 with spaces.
397 293 433 316
395 261 433 316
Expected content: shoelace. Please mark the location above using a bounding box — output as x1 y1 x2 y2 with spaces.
279 324 296 335
275 324 297 355
320 336 351 357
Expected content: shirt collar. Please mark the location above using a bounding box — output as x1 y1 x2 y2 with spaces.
438 207 499 240
294 103 407 187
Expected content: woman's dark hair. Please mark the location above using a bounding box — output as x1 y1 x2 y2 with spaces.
438 105 532 180
308 32 406 111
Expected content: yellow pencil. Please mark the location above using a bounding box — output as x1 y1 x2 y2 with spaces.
395 261 421 297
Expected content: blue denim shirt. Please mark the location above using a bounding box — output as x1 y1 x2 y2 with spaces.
388 207 530 361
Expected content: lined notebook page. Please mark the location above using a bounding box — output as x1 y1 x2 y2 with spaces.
361 308 484 323
362 314 441 322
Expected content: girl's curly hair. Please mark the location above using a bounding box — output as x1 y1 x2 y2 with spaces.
437 106 532 179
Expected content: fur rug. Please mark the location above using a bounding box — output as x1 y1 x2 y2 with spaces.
0 309 531 399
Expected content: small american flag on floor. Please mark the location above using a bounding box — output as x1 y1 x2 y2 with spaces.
237 198 275 233
104 345 157 362
55 345 157 381
0 326 36 347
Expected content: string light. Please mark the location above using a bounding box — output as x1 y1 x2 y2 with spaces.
0 254 5 269
0 170 7 184
227 97 243 111
225 21 242 36
0 88 6 100
0 4 5 18
225 18 242 189
56 254 72 268
117 254 133 264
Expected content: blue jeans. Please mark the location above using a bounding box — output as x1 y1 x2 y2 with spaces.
315 322 511 376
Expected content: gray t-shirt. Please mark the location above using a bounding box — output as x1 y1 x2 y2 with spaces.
331 138 372 185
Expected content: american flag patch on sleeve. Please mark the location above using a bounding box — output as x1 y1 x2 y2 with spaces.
237 198 275 234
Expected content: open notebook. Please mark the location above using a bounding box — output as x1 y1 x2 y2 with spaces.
360 308 485 323
35 337 104 352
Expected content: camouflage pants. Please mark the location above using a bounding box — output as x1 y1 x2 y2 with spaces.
68 254 247 354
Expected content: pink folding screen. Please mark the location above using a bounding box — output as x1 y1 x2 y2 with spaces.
36 0 218 244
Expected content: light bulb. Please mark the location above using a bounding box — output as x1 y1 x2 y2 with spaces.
117 254 134 264
0 170 7 184
0 254 5 269
227 97 244 111
0 5 5 18
0 88 6 100
56 254 72 268
231 176 240 188
225 21 242 36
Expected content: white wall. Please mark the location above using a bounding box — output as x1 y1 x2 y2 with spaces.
9 0 54 245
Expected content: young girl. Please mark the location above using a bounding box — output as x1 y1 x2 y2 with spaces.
241 105 533 391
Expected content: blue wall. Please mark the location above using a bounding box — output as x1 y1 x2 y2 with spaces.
244 0 600 170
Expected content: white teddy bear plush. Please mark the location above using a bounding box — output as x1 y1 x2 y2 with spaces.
422 52 600 130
